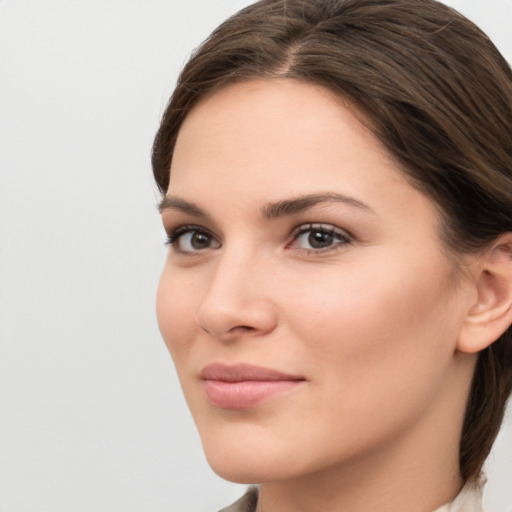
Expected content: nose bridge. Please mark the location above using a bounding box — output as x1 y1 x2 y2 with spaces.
195 242 277 339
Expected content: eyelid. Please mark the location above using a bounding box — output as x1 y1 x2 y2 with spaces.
287 222 353 252
166 224 204 245
290 222 351 237
165 224 221 251
164 222 352 255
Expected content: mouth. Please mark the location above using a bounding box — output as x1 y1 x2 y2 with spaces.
200 363 306 409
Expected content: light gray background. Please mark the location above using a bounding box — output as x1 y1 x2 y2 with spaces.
0 1 511 511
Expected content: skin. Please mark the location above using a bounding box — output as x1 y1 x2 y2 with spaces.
156 79 482 512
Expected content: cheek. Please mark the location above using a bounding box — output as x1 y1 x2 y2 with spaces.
283 257 459 397
268 259 463 463
156 266 198 361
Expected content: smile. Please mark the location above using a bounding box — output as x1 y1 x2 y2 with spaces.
200 363 306 409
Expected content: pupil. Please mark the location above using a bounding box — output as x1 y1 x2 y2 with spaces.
191 232 210 249
309 230 333 248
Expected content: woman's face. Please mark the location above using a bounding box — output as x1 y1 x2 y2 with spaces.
157 80 475 484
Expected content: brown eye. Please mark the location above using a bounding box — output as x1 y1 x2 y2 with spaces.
169 227 220 253
189 231 213 250
308 230 334 249
289 224 351 252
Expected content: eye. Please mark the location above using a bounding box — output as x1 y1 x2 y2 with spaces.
288 223 351 252
167 225 220 254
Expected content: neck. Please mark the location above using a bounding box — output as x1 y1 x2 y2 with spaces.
257 440 462 512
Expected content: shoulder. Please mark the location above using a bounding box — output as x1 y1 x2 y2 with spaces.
218 487 259 512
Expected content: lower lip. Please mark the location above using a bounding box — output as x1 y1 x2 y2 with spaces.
203 380 303 409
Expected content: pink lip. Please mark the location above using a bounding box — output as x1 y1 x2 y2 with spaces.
200 363 305 409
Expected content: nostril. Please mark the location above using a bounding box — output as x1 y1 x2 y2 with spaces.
196 294 278 340
232 325 255 333
198 321 254 336
198 323 212 335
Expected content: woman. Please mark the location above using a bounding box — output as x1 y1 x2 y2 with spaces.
153 0 512 510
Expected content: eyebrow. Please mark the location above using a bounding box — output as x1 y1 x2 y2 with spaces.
158 192 375 219
158 196 212 219
261 192 376 219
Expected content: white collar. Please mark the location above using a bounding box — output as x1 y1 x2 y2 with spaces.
433 482 484 512
220 481 485 512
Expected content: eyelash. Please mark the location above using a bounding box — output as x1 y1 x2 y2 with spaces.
165 223 352 254
287 223 352 253
165 224 219 253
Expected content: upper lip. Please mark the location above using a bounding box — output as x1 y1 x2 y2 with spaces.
200 363 305 382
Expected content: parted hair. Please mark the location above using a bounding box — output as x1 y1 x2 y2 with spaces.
152 0 512 481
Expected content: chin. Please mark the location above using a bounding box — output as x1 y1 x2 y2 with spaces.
207 455 300 485
199 427 300 484
209 460 265 484
201 437 268 483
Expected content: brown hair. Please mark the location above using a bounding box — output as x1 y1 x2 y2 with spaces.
152 0 512 481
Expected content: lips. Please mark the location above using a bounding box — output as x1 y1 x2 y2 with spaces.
200 363 305 409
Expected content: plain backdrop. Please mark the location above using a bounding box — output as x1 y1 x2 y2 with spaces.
0 1 511 511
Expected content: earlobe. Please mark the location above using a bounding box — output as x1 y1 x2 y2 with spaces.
457 234 512 354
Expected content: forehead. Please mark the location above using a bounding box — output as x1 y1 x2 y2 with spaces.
170 79 401 196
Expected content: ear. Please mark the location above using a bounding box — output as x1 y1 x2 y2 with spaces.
457 234 512 354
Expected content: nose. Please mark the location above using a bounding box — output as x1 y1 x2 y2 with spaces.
195 249 278 341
